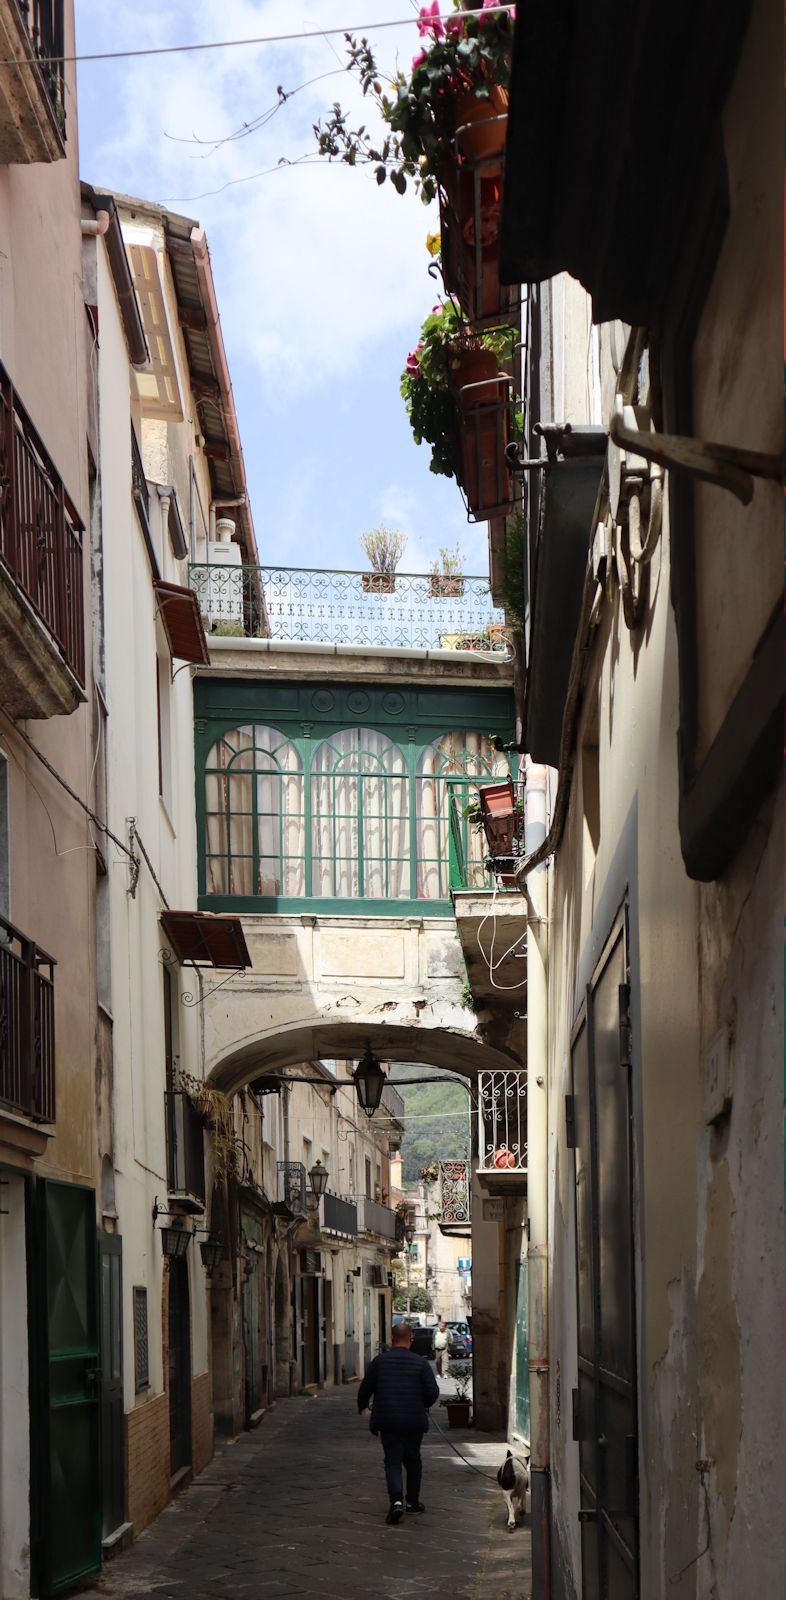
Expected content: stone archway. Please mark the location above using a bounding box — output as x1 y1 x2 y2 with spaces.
273 1252 290 1400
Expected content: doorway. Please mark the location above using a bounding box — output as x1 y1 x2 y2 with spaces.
343 1277 358 1380
36 1179 102 1594
274 1254 290 1397
167 1257 192 1477
378 1292 387 1349
98 1232 125 1538
570 912 639 1599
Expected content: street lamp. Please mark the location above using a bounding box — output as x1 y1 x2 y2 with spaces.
353 1045 386 1118
160 1218 192 1260
199 1235 224 1274
309 1159 329 1199
404 1222 415 1246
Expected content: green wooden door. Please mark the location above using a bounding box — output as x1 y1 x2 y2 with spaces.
38 1180 101 1594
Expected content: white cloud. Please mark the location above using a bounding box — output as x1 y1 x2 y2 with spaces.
78 0 438 394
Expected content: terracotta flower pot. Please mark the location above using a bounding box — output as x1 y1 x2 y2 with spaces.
362 572 396 595
445 1400 472 1428
429 575 465 599
453 85 509 168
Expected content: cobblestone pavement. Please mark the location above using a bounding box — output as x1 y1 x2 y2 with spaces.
79 1389 532 1600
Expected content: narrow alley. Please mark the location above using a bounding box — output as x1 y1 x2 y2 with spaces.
76 1389 532 1600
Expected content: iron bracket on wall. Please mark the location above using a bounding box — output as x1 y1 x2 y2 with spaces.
609 411 782 506
158 946 244 1008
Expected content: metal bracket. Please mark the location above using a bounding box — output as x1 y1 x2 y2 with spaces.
157 947 244 1008
609 410 781 506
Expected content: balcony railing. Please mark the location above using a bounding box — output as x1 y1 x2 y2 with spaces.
164 1090 206 1210
0 913 55 1123
477 1070 527 1177
439 1160 471 1227
358 1196 400 1241
189 564 510 656
278 1159 306 1213
322 1191 358 1238
23 2 66 138
0 362 85 687
380 1082 405 1125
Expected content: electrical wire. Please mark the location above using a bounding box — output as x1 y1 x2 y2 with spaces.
475 885 528 992
0 8 515 68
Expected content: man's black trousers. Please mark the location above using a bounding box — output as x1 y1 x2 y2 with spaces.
379 1429 424 1506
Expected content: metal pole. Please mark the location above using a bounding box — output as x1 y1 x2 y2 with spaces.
525 758 550 1598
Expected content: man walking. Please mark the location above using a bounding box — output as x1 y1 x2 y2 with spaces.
434 1319 450 1377
357 1321 440 1525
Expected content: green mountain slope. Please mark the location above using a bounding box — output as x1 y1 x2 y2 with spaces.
393 1063 470 1184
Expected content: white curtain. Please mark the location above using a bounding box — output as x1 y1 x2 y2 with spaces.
311 728 409 900
204 725 304 896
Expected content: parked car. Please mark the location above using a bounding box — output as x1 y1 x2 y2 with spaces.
446 1320 473 1358
410 1323 435 1358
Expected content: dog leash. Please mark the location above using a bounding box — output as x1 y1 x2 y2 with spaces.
430 1415 500 1481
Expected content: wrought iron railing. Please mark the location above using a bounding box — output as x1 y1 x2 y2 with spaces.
322 1191 358 1238
380 1081 405 1125
439 1160 471 1227
21 1 67 140
447 784 524 892
189 563 510 656
477 1070 527 1175
0 361 85 687
357 1197 399 1240
130 422 150 534
164 1090 206 1206
0 913 55 1122
278 1159 306 1213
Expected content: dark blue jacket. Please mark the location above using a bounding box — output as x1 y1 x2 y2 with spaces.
357 1347 440 1435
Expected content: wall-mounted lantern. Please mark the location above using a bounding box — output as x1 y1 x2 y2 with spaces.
309 1159 329 1199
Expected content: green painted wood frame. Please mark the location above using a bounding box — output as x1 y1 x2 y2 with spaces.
194 677 517 915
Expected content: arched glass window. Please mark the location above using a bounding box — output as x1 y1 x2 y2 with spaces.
311 728 409 899
204 725 304 896
416 731 511 897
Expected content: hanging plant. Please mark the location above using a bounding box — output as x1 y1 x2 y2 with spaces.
313 3 514 203
401 300 512 480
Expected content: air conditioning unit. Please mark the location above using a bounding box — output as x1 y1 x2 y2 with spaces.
365 1264 385 1288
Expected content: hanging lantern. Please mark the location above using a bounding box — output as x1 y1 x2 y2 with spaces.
353 1045 386 1117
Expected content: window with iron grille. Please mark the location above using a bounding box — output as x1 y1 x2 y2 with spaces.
133 1286 149 1391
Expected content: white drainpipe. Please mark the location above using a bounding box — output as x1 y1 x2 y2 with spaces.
525 757 551 1593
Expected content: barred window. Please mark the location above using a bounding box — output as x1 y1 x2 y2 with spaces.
133 1286 149 1392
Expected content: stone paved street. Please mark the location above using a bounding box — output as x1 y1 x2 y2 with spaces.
78 1390 532 1600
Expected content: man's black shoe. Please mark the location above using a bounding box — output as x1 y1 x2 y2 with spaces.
406 1501 426 1513
386 1501 404 1525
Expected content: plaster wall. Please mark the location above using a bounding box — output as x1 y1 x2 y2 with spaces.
91 238 209 1439
541 26 782 1584
0 0 97 1194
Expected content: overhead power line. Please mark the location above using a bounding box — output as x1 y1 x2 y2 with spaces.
0 7 515 68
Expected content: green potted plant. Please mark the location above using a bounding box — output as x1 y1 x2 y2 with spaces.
359 525 407 594
429 543 465 599
442 1360 472 1427
401 301 515 517
313 5 513 204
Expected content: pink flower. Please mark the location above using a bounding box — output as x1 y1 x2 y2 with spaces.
417 3 444 39
445 12 464 35
406 348 423 375
411 48 428 73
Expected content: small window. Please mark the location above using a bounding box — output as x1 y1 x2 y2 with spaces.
133 1286 149 1391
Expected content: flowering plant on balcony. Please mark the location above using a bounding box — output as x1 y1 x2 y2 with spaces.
401 300 511 478
313 3 514 203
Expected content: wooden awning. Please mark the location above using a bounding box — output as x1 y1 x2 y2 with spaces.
160 910 251 969
153 579 210 665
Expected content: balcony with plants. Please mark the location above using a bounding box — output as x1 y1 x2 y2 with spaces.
0 358 85 717
189 528 510 655
314 2 515 330
0 0 67 163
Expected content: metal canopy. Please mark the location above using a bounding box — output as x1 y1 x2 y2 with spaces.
160 910 251 969
153 579 210 665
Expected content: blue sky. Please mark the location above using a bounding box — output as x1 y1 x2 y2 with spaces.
75 0 491 577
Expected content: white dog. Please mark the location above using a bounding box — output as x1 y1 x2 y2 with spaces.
497 1448 531 1530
